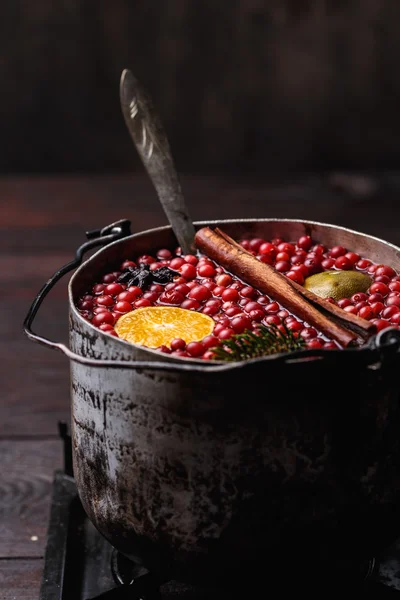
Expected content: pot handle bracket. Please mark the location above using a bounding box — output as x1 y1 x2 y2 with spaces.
23 219 132 350
368 326 400 373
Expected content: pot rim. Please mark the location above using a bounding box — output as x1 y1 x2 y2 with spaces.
68 217 400 367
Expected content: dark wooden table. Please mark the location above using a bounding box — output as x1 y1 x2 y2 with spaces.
3 172 400 598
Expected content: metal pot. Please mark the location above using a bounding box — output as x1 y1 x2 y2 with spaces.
24 218 400 587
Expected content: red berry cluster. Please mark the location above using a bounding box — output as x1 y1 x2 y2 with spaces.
76 234 400 359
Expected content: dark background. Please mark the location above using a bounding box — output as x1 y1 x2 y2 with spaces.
2 0 400 175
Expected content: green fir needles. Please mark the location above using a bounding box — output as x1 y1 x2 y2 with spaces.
211 323 305 362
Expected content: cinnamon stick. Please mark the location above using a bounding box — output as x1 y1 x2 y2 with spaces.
195 227 376 347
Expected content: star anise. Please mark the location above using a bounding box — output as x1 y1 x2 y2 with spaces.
117 264 180 289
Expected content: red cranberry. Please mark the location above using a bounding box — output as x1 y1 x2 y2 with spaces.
179 263 197 279
104 283 124 296
382 306 400 319
118 290 141 303
157 345 171 353
249 308 265 322
344 252 360 265
202 305 219 316
358 306 375 320
218 327 235 340
231 315 252 333
355 301 368 312
335 256 352 270
171 338 186 351
297 235 312 251
202 335 220 349
259 254 274 265
307 339 323 349
277 309 289 319
344 305 358 315
369 282 389 296
265 302 280 313
278 242 295 256
156 249 172 260
134 298 152 308
240 286 256 298
370 302 384 316
300 327 318 340
95 295 114 307
249 238 264 252
114 300 133 313
80 310 93 321
149 284 164 293
389 281 400 293
257 296 270 305
183 254 198 265
375 265 396 278
149 262 163 271
230 282 242 290
215 273 233 287
240 240 250 249
356 259 372 270
92 312 115 326
221 288 240 302
186 341 205 357
387 296 400 308
198 264 216 277
303 257 322 275
170 257 186 269
329 246 346 258
275 260 291 272
143 291 159 303
244 301 262 313
239 297 251 307
286 270 304 285
93 283 106 295
291 254 305 266
121 260 136 269
225 306 242 317
203 350 216 360
180 299 200 310
286 320 303 332
102 272 119 283
323 342 338 349
276 251 290 263
264 315 281 326
368 293 384 304
137 255 154 265
391 313 400 325
79 300 94 311
291 264 309 277
372 318 392 332
188 285 212 302
212 286 224 297
99 323 114 332
321 258 335 269
338 298 353 309
351 292 368 303
259 242 277 257
160 290 185 305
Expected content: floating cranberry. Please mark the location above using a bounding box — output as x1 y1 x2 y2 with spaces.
276 251 290 263
240 240 250 249
344 305 358 315
265 302 280 313
225 306 242 317
275 260 291 272
170 338 186 351
156 248 172 260
307 339 323 349
230 315 251 333
218 327 235 340
335 256 352 270
277 309 289 319
372 319 392 332
382 306 400 319
303 257 322 275
114 300 132 313
79 300 94 311
136 255 154 265
102 272 119 283
202 335 220 349
80 310 93 321
338 298 353 309
291 264 310 277
134 298 152 308
117 290 141 303
240 286 256 298
389 281 400 293
203 350 217 360
178 263 196 280
264 315 281 326
92 312 115 326
143 292 159 303
170 257 186 269
286 320 303 332
104 283 124 296
95 295 114 307
286 270 304 285
93 306 110 315
202 305 219 316
243 301 261 313
330 246 346 258
375 265 396 278
355 300 368 312
99 323 114 332
257 296 270 305
149 262 163 271
358 306 375 320
259 242 276 257
186 341 205 357
249 308 265 322
198 264 216 277
249 238 264 252
370 302 384 316
214 273 232 287
369 282 389 296
321 258 335 269
356 259 372 270
351 292 368 304
230 282 242 290
368 293 384 304
212 286 224 297
183 254 198 265
297 235 312 251
221 288 240 302
93 283 106 295
344 252 360 265
387 296 400 308
160 290 185 305
121 260 136 269
300 327 318 340
391 313 400 325
188 285 211 302
157 345 171 353
180 299 201 310
324 342 338 349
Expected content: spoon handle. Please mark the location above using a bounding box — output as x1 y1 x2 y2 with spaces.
120 69 196 255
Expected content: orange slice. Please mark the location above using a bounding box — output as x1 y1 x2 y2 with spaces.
114 306 215 348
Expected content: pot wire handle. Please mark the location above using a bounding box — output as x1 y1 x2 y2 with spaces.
23 219 132 351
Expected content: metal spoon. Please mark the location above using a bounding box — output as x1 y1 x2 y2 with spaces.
120 68 196 255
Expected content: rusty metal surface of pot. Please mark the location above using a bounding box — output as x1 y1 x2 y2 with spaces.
26 218 400 585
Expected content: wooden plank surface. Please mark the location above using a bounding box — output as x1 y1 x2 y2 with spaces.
2 173 400 598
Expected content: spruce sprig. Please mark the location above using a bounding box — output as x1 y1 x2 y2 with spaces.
211 323 305 362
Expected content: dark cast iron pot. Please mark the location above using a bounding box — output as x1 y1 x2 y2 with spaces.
24 218 400 588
